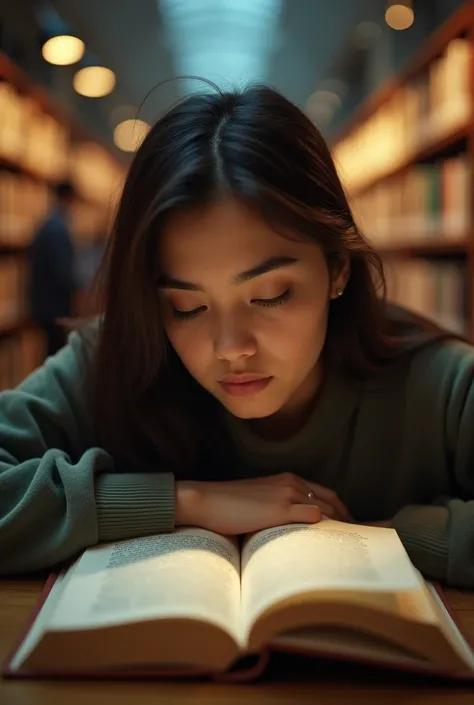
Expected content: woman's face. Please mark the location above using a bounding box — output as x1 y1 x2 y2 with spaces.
159 199 347 420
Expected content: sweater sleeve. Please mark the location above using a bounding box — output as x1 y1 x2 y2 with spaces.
0 326 175 576
391 342 474 588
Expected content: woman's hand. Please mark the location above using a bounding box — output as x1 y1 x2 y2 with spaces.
175 473 352 535
303 481 353 522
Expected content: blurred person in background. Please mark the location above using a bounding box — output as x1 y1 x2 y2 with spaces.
29 180 78 356
76 232 105 291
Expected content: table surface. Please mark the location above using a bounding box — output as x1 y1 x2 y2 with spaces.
2 580 474 704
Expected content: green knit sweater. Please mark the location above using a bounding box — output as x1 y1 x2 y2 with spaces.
1 326 474 587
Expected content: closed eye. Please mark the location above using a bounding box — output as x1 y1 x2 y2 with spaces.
172 305 207 321
171 288 293 322
252 288 292 307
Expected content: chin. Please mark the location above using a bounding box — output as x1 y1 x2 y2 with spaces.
220 396 284 420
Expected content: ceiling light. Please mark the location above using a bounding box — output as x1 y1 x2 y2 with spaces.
113 119 151 152
73 66 116 98
306 100 335 126
385 2 414 31
306 87 342 125
42 35 85 65
319 79 347 100
159 0 283 94
310 90 342 110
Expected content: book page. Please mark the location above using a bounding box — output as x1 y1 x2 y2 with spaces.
241 520 423 631
47 528 241 642
274 627 429 669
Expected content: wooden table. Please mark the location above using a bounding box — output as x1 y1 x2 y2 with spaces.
2 580 474 704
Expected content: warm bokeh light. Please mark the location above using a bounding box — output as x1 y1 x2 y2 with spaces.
73 66 116 98
113 119 151 152
41 35 85 66
310 90 342 110
306 88 342 126
385 3 414 31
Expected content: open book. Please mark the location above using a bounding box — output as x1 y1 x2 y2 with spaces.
5 520 474 680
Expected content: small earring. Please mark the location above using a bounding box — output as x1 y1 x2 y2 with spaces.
336 287 344 297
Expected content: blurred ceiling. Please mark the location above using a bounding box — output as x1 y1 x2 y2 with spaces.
53 0 372 130
4 0 464 154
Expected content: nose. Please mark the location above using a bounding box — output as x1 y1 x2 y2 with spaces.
213 312 257 362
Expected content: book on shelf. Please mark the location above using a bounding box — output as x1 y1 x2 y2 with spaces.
353 154 471 245
0 63 125 207
69 142 124 210
0 82 24 163
0 84 68 182
0 254 45 390
4 520 474 681
22 97 69 181
0 256 27 328
0 172 51 246
334 37 472 193
0 327 44 391
0 170 109 248
429 37 472 136
385 259 467 336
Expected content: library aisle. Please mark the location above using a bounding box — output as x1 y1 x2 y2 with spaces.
2 2 474 391
0 53 124 391
333 3 474 340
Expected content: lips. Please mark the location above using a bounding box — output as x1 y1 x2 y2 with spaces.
218 375 273 397
220 373 268 384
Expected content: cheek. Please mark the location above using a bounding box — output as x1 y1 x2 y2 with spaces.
264 299 329 356
165 323 209 374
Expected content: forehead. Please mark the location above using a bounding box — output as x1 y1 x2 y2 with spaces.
160 199 309 275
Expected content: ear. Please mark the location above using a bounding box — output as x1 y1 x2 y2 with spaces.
329 256 350 300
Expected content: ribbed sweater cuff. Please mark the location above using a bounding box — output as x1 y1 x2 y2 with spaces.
95 473 175 542
391 504 449 581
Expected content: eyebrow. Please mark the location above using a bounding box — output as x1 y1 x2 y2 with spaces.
157 256 299 291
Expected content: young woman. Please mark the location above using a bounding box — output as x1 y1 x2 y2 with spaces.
1 85 474 588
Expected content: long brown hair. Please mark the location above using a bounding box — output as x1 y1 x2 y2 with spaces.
91 84 449 475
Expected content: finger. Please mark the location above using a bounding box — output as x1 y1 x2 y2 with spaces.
302 496 342 520
299 487 349 521
305 481 353 521
297 486 326 507
288 503 321 525
296 489 338 519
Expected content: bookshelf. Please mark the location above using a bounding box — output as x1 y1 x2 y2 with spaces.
331 0 474 340
0 51 125 390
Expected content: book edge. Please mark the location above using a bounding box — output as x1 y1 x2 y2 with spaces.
267 582 474 681
2 572 59 679
4 577 474 682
